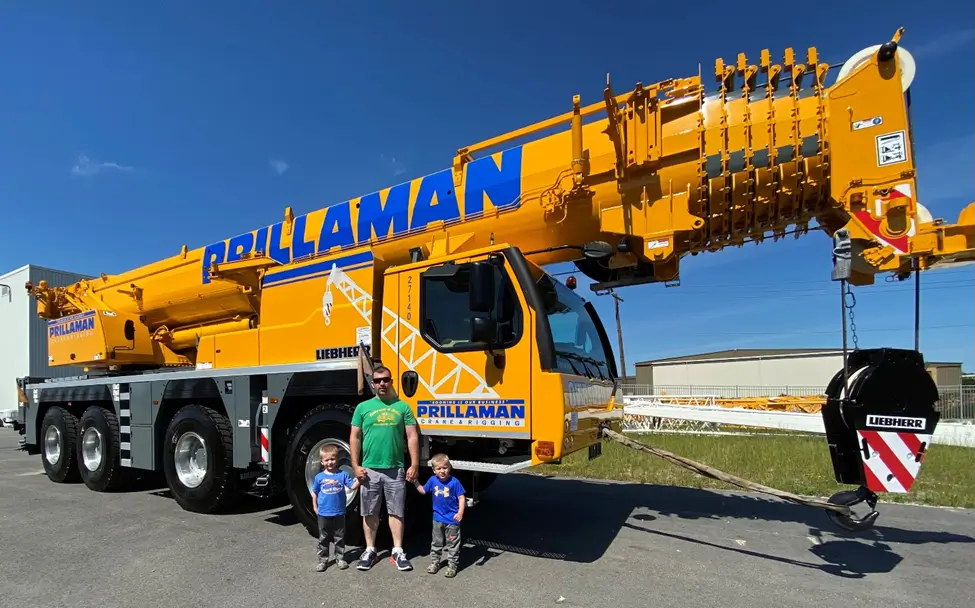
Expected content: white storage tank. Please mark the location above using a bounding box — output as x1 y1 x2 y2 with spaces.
0 265 92 423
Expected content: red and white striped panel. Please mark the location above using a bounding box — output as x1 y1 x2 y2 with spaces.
850 183 916 254
260 428 270 463
857 430 930 493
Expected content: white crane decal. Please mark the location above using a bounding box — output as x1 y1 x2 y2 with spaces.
323 263 499 400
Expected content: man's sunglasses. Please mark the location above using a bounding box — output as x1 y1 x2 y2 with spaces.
372 377 391 384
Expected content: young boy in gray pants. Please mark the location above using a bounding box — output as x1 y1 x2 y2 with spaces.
411 453 465 578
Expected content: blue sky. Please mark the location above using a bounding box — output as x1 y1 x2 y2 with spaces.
1 2 972 375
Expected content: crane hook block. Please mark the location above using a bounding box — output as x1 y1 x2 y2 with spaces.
821 348 940 494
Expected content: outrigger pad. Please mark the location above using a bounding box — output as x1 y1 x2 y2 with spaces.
821 348 940 493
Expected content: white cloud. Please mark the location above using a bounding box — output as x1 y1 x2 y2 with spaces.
70 154 135 177
269 159 289 175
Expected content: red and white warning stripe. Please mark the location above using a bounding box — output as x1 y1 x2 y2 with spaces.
260 428 270 463
851 183 916 254
857 429 930 493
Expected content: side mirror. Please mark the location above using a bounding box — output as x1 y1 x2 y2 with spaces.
469 261 495 313
471 315 497 345
123 320 136 342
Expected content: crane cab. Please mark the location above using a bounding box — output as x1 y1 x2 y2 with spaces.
381 243 622 467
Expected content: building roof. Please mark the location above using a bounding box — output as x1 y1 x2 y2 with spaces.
0 263 93 282
635 348 844 365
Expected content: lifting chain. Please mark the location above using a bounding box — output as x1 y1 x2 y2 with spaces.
844 285 859 350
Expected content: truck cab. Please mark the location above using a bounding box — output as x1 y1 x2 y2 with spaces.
384 243 622 468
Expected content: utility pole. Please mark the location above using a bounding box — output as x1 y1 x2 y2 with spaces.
610 289 626 380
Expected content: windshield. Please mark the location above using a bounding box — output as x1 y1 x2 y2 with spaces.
533 271 613 381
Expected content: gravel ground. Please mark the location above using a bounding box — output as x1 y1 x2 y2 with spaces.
1 429 973 608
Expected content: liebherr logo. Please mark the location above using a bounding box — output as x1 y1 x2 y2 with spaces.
315 344 369 361
865 415 925 430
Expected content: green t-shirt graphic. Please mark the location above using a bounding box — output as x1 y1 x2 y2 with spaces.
351 396 417 469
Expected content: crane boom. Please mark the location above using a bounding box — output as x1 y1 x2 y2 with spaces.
28 29 974 373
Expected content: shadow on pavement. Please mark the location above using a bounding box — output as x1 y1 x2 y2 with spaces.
429 473 974 576
133 460 973 578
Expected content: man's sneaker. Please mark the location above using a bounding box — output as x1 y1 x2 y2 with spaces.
336 559 349 570
426 562 441 574
315 561 327 572
443 566 457 578
391 550 413 571
357 549 377 571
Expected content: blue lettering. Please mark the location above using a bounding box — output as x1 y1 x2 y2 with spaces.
254 226 269 255
197 145 525 283
358 182 411 242
410 169 459 230
317 203 355 252
291 215 316 261
464 147 523 216
268 222 290 265
225 232 255 263
201 242 227 284
415 401 526 419
49 314 95 338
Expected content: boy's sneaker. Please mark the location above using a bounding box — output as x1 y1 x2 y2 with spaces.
336 559 349 570
391 550 413 571
443 566 457 578
315 561 327 572
356 549 377 571
426 562 440 574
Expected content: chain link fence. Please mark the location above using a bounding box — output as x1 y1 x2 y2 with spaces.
618 383 975 421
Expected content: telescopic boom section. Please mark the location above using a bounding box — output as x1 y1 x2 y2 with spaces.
27 29 975 371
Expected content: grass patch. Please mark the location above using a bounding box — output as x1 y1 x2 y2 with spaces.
534 432 975 509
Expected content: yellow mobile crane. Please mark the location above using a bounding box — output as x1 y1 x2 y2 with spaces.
18 29 974 536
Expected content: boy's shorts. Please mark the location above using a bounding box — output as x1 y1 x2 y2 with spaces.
360 467 405 518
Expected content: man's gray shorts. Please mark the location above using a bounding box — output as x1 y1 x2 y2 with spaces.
360 467 405 518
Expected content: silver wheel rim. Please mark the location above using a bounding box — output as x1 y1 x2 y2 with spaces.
44 426 62 465
305 437 358 508
174 431 208 489
82 427 103 472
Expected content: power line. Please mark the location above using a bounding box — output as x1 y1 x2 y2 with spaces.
632 323 974 337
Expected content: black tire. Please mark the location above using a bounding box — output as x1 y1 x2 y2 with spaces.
39 406 81 483
284 404 366 546
162 404 237 513
77 405 124 492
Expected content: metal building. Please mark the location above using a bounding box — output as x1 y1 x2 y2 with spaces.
0 265 91 422
633 348 963 396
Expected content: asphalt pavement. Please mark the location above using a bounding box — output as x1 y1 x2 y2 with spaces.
1 428 972 608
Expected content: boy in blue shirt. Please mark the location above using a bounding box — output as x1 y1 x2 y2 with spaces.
311 444 359 572
411 453 465 578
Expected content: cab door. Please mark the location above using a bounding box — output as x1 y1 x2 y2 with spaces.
392 251 533 441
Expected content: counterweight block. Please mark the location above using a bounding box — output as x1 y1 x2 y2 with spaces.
822 348 940 494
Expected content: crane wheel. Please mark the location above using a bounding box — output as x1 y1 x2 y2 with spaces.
39 406 81 483
77 405 125 492
162 404 237 514
284 404 366 546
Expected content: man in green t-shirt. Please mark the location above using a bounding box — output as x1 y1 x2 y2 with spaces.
349 365 419 572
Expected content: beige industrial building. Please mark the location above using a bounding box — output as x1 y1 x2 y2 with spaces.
634 348 963 396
